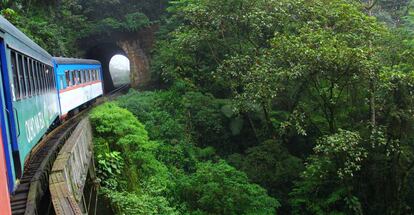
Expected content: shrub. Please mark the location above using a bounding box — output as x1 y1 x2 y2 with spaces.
177 160 280 215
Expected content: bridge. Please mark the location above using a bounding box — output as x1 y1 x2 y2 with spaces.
6 21 158 215
10 86 128 215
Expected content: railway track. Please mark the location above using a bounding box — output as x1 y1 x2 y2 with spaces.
10 84 129 215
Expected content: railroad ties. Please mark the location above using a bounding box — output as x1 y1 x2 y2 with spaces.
9 84 129 215
10 115 82 215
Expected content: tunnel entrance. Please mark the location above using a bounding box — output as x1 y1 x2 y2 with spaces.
85 43 127 93
80 25 158 90
109 55 131 87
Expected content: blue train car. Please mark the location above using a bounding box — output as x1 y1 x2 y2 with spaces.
0 16 60 195
0 18 105 211
53 57 103 118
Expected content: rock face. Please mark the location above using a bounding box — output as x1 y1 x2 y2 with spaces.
117 25 157 88
117 39 150 88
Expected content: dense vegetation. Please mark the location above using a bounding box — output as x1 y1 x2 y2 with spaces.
90 100 278 214
3 0 414 214
0 0 168 56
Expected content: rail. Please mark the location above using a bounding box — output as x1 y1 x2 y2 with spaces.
10 84 129 215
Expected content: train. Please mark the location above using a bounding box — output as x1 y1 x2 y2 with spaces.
0 16 103 214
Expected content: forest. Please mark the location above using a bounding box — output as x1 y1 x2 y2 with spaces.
2 0 414 214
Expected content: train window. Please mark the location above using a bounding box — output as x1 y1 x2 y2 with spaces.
72 70 76 85
17 54 25 98
35 62 41 94
84 70 88 83
34 61 39 94
45 65 50 91
37 63 42 93
17 55 27 97
34 60 39 95
44 67 49 91
40 64 44 92
28 60 35 96
40 64 45 92
72 70 77 85
65 71 70 87
88 70 92 82
81 70 86 84
49 67 53 90
46 68 51 91
44 65 49 91
76 70 81 84
79 70 83 84
44 67 48 91
96 70 100 80
70 71 75 86
18 55 27 98
11 51 20 100
60 76 64 90
51 67 55 90
39 64 44 92
47 66 51 90
33 61 38 94
31 60 37 95
84 70 87 83
35 62 40 93
78 70 82 84
34 60 40 95
21 56 32 97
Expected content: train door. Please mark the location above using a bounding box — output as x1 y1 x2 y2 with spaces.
0 38 13 215
0 128 11 214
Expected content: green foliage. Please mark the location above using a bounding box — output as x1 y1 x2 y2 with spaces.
0 0 166 56
90 103 174 212
124 12 150 31
117 90 188 143
90 102 148 145
228 140 303 212
0 1 89 56
96 151 124 190
290 130 366 214
91 101 279 214
153 0 414 212
102 189 179 215
176 160 280 215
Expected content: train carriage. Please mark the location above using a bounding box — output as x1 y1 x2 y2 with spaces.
0 16 60 191
0 15 105 214
53 57 103 118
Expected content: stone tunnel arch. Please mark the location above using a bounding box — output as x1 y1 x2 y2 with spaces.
80 26 157 93
85 43 126 93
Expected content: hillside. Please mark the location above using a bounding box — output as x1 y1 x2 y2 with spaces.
2 0 414 214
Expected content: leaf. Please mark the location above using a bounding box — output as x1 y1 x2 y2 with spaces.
229 116 244 136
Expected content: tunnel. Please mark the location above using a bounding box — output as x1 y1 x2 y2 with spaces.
85 43 128 93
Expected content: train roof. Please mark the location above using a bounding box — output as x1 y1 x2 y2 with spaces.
0 16 52 63
52 57 101 65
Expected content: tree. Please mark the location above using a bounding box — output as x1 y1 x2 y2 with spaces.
290 130 367 215
228 140 303 213
177 160 280 215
